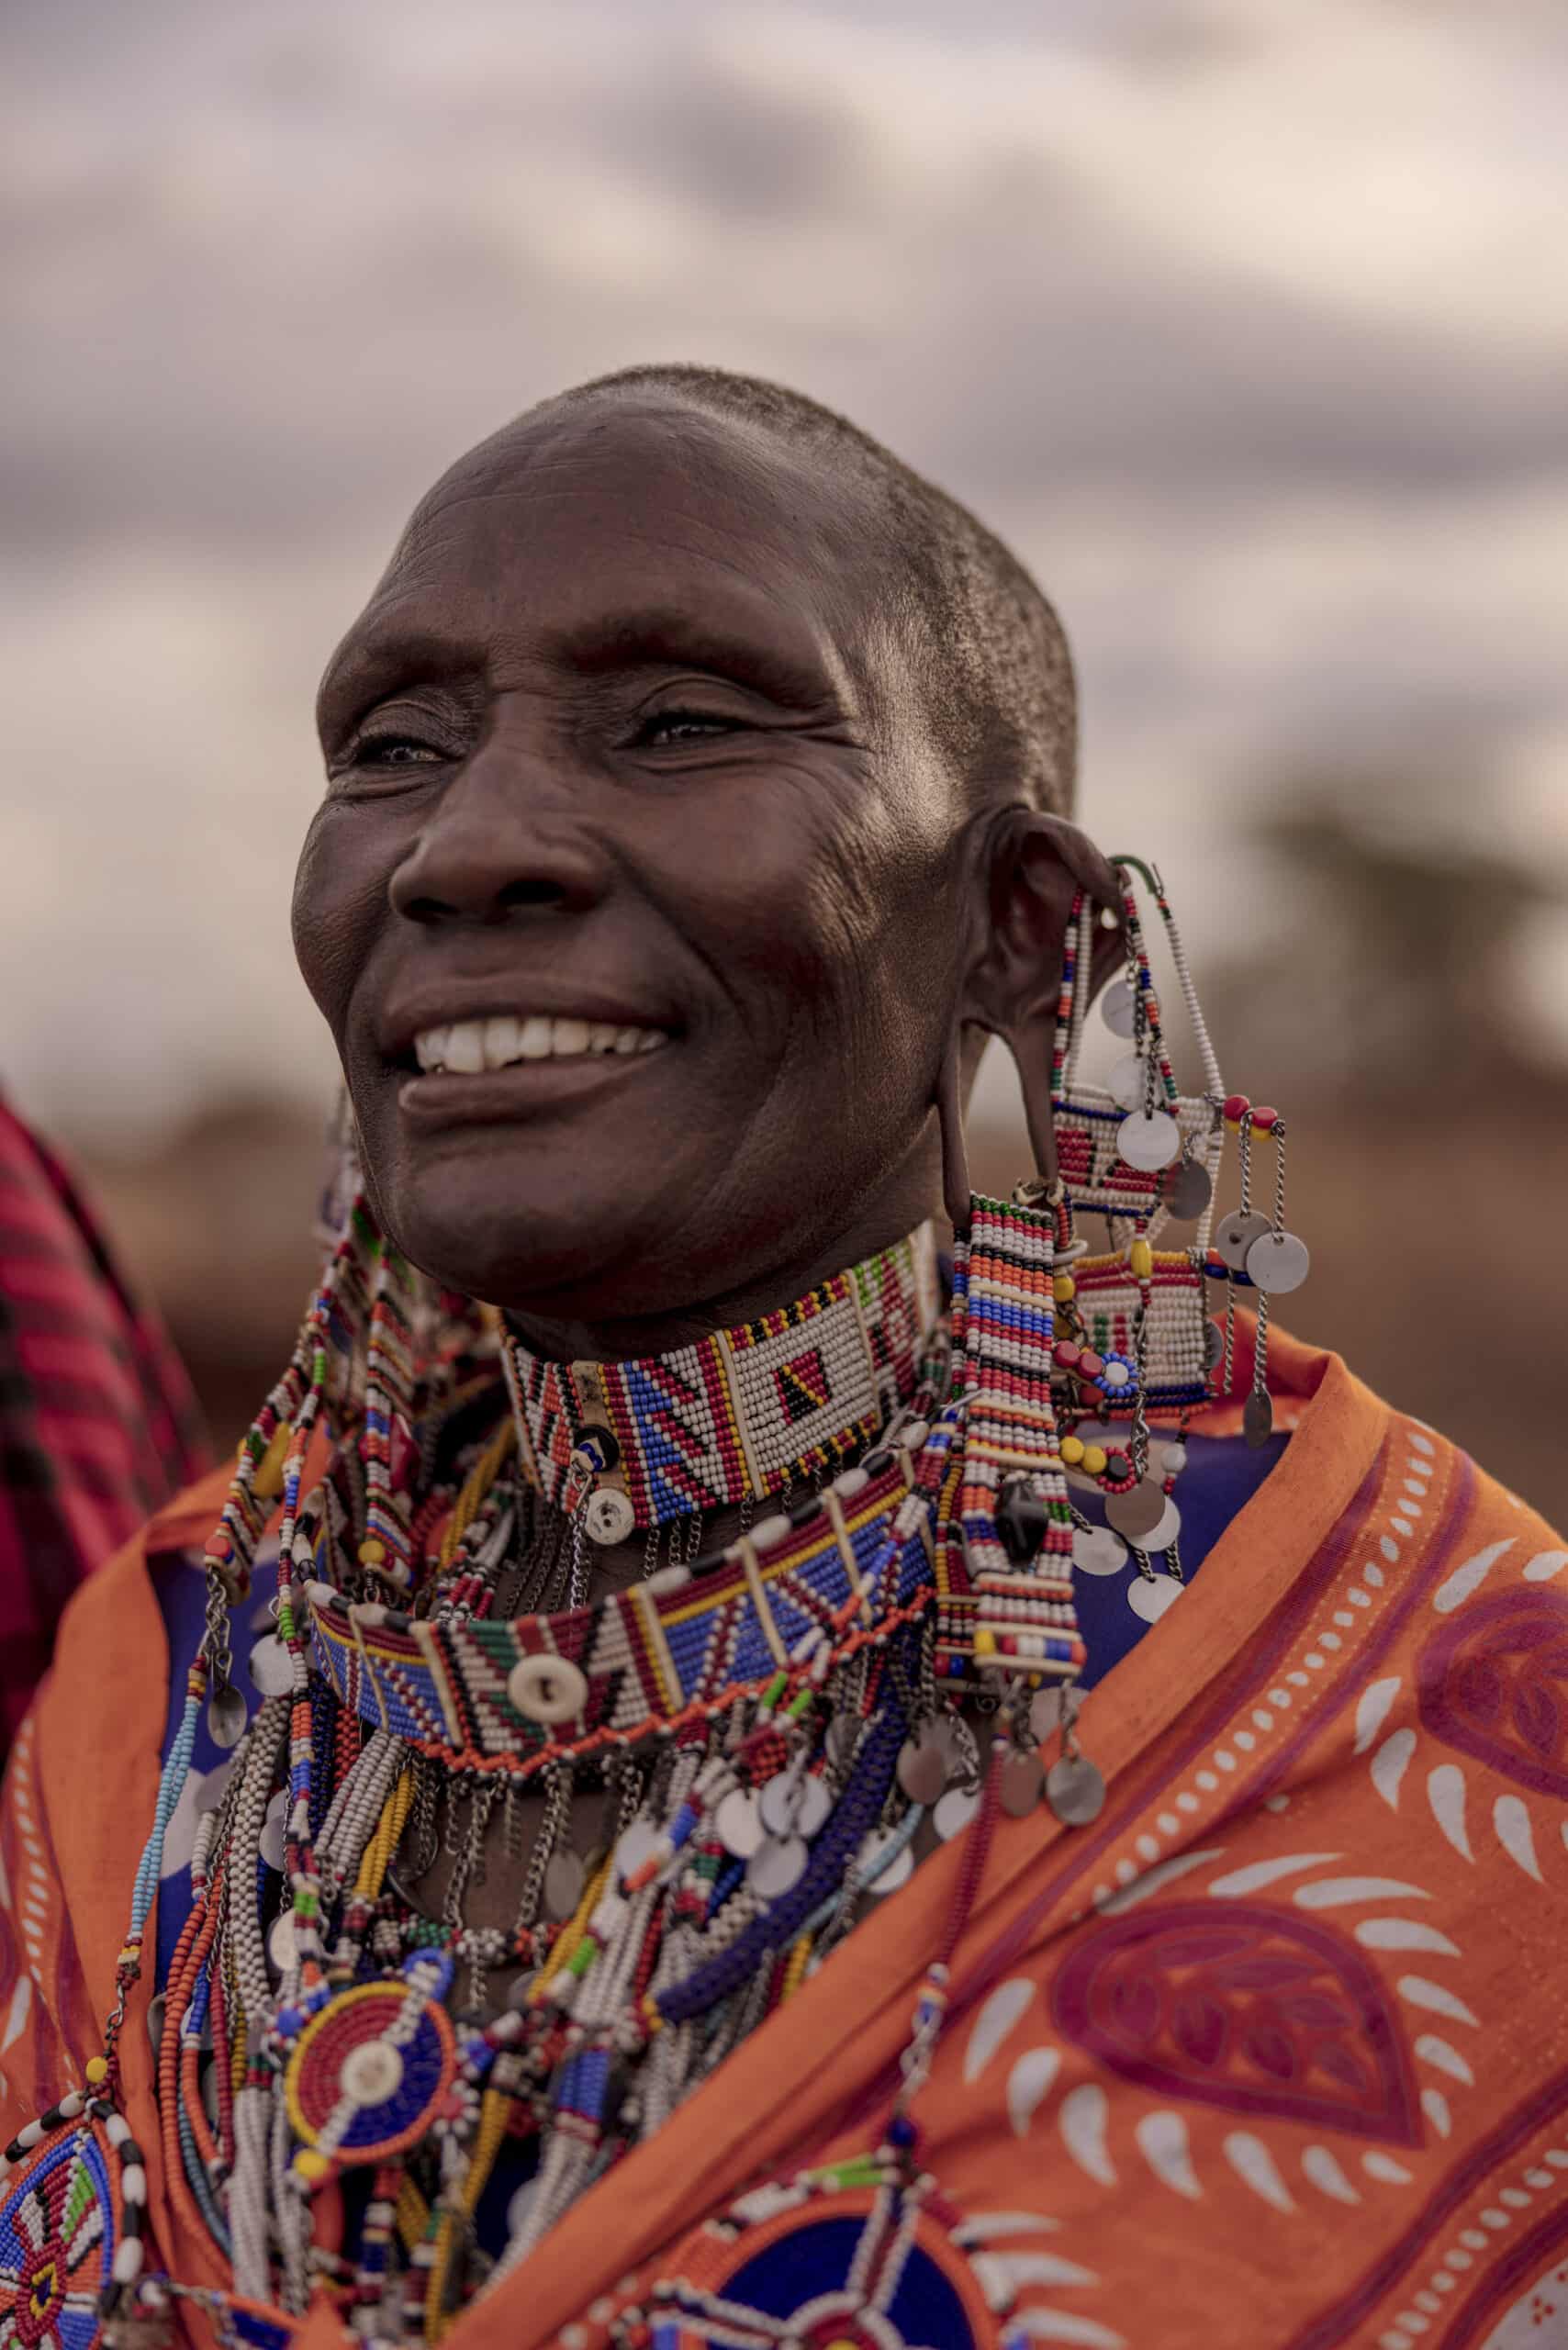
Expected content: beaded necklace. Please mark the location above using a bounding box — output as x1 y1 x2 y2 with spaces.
4 856 1311 2350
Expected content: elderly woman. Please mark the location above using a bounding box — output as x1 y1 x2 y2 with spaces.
2 369 1561 2350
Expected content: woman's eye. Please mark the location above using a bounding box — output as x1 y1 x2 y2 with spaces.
354 734 444 767
636 708 741 747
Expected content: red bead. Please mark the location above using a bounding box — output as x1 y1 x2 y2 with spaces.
1052 1341 1081 1368
1250 1104 1279 1132
1223 1092 1251 1125
1078 1349 1104 1377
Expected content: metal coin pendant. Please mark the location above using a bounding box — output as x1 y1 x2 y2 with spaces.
1167 1154 1213 1221
715 1787 765 1860
1138 1497 1182 1554
543 1848 587 1922
1244 1389 1275 1449
1108 1050 1147 1111
757 1772 802 1839
1204 1317 1226 1371
897 1737 947 1807
147 1991 167 2053
793 1775 832 1841
584 1486 636 1546
1215 1208 1271 1273
1001 1748 1045 1818
1100 977 1137 1037
267 1909 298 1975
1117 1110 1181 1172
207 1683 249 1750
860 1829 914 1895
1127 1572 1183 1624
260 1790 287 1873
933 1786 980 1842
825 1715 860 1771
615 1818 662 1884
249 1632 295 1698
1045 1752 1107 1827
1245 1229 1311 1295
1072 1524 1129 1578
1105 1479 1169 1542
747 1833 808 1899
1028 1684 1066 1741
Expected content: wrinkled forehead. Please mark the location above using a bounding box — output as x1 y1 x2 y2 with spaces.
319 397 917 742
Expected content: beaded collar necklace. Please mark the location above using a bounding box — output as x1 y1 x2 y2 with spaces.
498 1229 940 1543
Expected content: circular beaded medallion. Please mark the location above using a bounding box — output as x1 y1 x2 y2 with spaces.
0 2117 118 2350
644 2177 1002 2349
284 1982 456 2164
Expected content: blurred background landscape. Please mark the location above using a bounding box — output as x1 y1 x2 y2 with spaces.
4 0 1566 1516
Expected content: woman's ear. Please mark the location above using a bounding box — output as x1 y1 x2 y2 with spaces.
962 811 1126 1181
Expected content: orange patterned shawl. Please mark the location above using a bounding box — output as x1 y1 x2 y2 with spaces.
4 1323 1566 2350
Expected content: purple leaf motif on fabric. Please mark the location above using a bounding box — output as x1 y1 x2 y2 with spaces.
1050 1900 1421 2143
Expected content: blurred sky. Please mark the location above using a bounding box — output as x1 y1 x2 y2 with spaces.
4 0 1567 1144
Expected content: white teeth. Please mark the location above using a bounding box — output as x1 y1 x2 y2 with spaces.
412 1017 667 1073
484 1014 521 1066
443 1023 486 1074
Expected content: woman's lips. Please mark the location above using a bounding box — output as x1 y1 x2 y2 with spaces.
396 1043 671 1127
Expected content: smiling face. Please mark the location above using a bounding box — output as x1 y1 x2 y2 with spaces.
296 392 979 1346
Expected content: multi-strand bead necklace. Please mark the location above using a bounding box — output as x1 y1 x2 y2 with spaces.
6 856 1309 2350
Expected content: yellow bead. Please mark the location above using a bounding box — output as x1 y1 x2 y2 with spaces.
1053 1273 1076 1304
1059 1435 1085 1467
973 1628 997 1657
358 1539 387 1566
1082 1445 1108 1476
1130 1239 1153 1280
252 1425 291 1500
293 2149 331 2186
84 2055 109 2087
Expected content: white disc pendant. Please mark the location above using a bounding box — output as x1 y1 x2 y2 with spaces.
793 1775 831 1841
1215 1207 1271 1272
1245 1229 1311 1294
1071 1525 1129 1578
757 1772 802 1839
1127 1572 1183 1623
747 1833 808 1898
267 1909 298 1976
933 1786 980 1841
584 1487 635 1546
715 1787 765 1860
1117 1110 1181 1172
543 1849 587 1921
249 1633 295 1698
1105 1480 1168 1542
860 1830 914 1895
1108 1051 1147 1111
260 1790 287 1873
1138 1498 1182 1554
1100 978 1137 1038
1001 1749 1044 1817
615 1818 662 1885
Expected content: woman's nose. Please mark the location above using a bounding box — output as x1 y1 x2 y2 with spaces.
388 738 612 927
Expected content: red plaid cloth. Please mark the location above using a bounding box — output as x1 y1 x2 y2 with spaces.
0 1097 208 1757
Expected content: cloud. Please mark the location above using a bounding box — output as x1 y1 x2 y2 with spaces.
1 0 1564 1134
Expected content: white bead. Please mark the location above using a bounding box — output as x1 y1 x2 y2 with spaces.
113 2239 146 2287
340 2041 405 2108
750 1514 792 1552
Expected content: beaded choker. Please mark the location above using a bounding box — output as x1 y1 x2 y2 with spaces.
498 1228 940 1542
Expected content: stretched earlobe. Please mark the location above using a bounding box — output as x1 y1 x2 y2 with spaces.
936 1033 972 1234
